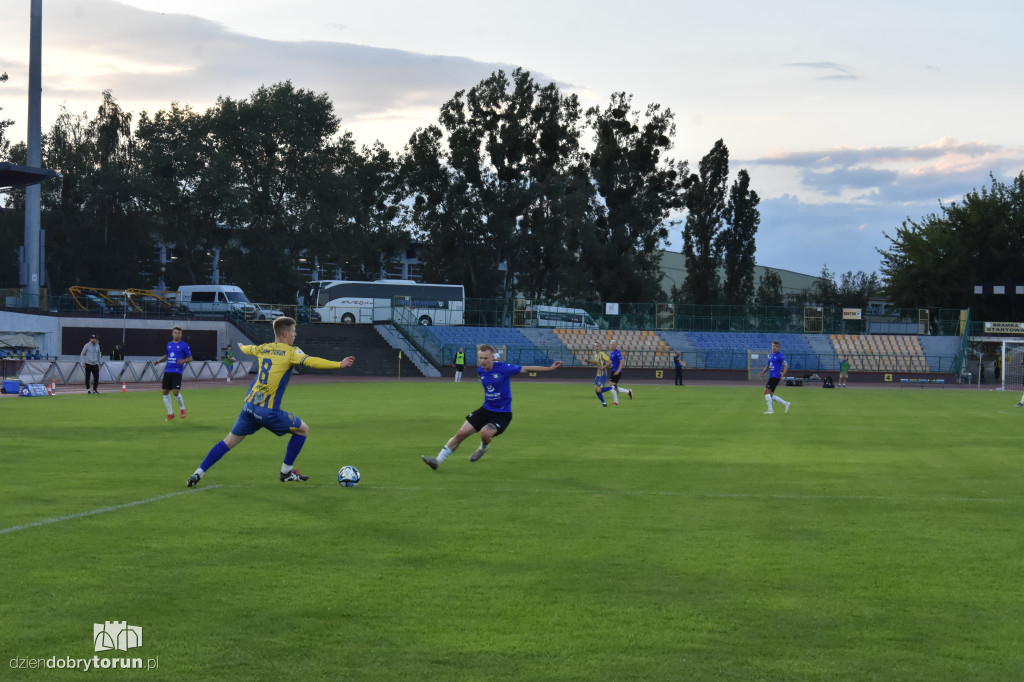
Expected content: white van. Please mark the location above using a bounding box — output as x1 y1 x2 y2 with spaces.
176 285 257 317
529 305 598 329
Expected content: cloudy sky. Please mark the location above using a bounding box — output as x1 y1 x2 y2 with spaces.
4 0 1023 276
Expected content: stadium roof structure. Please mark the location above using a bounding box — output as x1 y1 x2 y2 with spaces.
0 162 61 190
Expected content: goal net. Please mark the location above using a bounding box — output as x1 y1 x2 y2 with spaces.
1001 341 1024 394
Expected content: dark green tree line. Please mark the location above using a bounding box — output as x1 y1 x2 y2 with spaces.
880 173 1024 319
586 93 688 302
3 72 765 309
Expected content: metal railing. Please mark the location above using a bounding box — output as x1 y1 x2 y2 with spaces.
463 298 968 335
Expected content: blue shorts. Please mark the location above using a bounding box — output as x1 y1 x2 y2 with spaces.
593 375 609 388
231 404 302 437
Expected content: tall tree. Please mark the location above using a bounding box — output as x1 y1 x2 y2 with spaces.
586 93 686 302
211 81 343 302
809 264 880 309
326 140 409 280
403 125 496 294
879 172 1024 318
27 93 150 290
836 270 880 309
1 72 21 284
754 268 784 307
404 68 590 303
810 264 841 307
135 102 240 286
0 72 12 160
718 168 759 305
681 139 730 304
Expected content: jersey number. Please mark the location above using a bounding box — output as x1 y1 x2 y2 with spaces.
258 358 272 383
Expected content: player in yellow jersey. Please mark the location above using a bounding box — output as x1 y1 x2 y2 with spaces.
584 340 617 406
186 317 354 486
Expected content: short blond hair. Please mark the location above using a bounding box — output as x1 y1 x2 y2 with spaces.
478 344 496 354
273 317 296 337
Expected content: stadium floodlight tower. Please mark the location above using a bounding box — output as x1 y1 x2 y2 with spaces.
5 0 60 310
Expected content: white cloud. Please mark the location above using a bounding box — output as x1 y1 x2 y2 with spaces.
2 0 534 150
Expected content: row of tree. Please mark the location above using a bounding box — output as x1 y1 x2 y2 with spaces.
880 173 1024 321
2 69 767 307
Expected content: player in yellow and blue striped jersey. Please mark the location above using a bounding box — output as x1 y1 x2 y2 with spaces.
186 317 355 487
585 341 616 406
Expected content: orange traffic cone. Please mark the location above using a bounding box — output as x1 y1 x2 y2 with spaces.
121 382 127 393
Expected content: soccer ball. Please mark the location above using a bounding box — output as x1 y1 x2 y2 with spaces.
337 465 361 488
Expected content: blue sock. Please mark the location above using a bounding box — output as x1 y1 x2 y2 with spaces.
200 441 230 472
596 392 606 405
284 435 307 467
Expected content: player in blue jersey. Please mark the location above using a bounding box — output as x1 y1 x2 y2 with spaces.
152 326 193 421
423 344 562 470
186 317 354 487
607 339 634 403
756 340 792 414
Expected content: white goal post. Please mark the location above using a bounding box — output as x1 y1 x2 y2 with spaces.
1000 339 1024 394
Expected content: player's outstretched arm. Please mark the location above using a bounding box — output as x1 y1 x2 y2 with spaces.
300 355 355 370
523 360 563 373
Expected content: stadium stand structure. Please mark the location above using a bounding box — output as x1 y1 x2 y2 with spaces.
405 324 962 377
658 331 703 368
805 334 840 372
829 334 929 373
292 324 421 377
552 328 675 369
688 332 816 371
424 326 553 366
917 335 963 373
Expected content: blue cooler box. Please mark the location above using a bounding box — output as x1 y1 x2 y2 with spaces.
3 379 20 394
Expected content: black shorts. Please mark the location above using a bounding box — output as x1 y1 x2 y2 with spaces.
765 376 781 392
162 372 184 391
455 364 465 371
610 371 623 384
466 407 512 436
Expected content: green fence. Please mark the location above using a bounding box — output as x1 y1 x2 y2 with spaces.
464 298 967 336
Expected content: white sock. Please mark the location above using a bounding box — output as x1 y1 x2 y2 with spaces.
177 394 186 409
193 468 204 477
437 445 454 463
477 443 490 454
281 463 293 475
163 395 173 414
773 395 789 406
764 395 774 412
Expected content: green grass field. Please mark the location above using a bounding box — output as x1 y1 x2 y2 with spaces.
2 380 1023 681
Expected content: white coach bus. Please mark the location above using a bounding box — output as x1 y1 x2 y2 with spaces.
307 280 465 326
